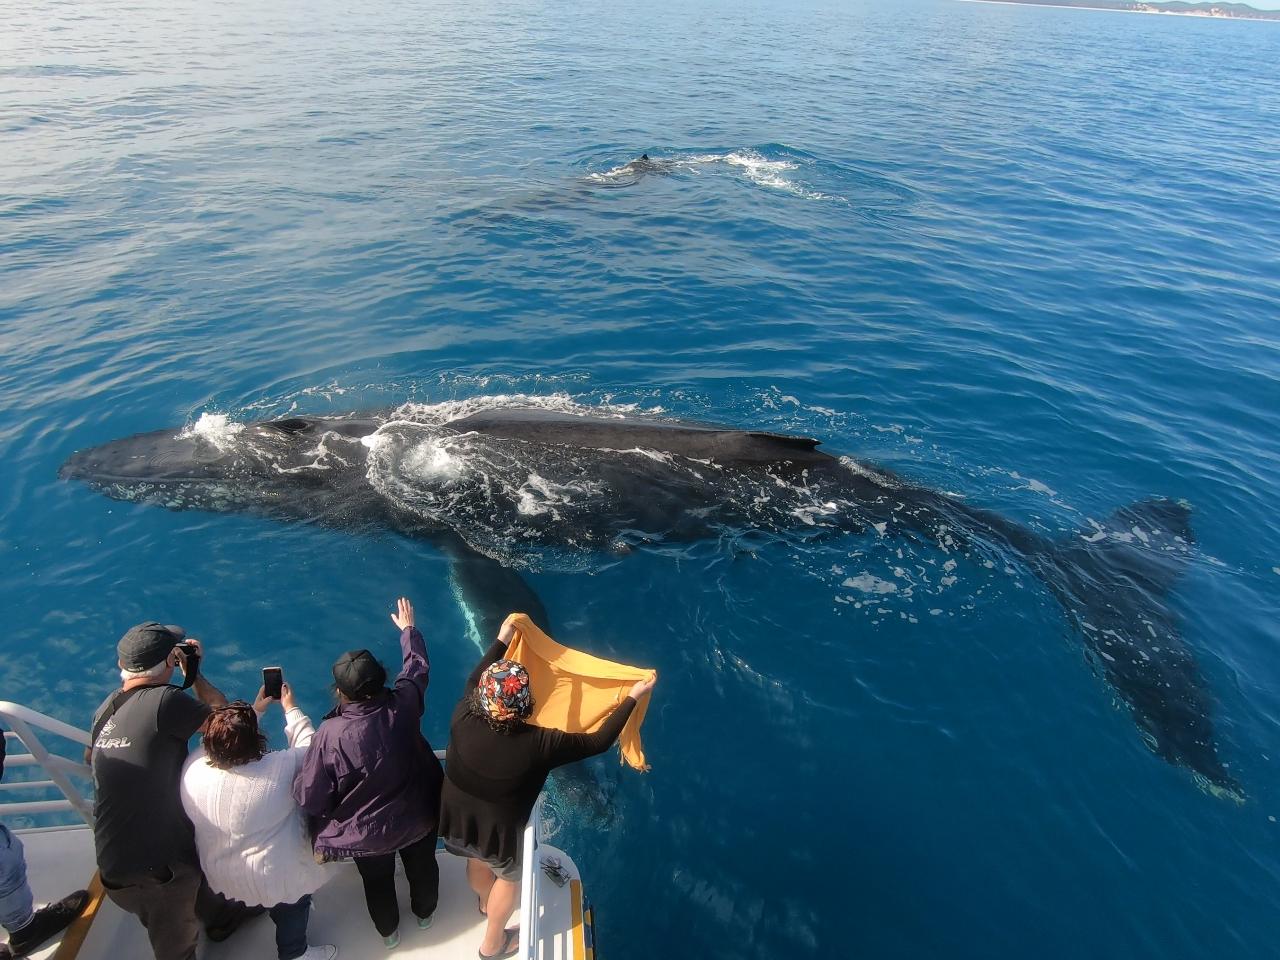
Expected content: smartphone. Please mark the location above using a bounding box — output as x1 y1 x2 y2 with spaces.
262 666 283 700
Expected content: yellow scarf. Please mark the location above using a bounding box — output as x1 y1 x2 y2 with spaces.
502 613 655 771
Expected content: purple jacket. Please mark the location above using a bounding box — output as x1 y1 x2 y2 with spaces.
293 627 444 859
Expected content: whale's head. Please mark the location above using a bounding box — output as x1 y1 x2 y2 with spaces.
60 415 382 515
62 422 238 487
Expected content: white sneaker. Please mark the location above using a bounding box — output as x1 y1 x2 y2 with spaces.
300 946 338 960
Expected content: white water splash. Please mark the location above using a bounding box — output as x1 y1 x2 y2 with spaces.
179 413 244 452
273 433 353 474
515 472 595 518
386 392 662 428
842 573 899 595
1010 470 1057 497
600 447 677 465
701 150 838 200
589 150 840 201
839 456 899 489
403 435 467 480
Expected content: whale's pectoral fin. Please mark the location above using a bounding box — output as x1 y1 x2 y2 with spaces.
1046 499 1240 799
435 532 551 648
1051 499 1195 612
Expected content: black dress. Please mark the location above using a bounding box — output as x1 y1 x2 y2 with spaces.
437 640 636 865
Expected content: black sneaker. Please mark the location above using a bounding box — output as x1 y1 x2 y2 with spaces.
8 889 89 957
204 903 266 942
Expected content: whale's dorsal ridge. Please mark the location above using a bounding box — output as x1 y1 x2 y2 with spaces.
264 417 311 435
747 431 821 450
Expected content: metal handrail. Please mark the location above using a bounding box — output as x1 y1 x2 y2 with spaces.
517 796 543 960
0 701 94 827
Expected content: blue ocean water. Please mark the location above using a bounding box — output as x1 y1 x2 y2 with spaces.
3 0 1280 956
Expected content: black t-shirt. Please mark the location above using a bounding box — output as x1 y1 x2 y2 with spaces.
90 684 210 881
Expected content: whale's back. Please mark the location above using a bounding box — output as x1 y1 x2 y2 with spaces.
442 408 832 466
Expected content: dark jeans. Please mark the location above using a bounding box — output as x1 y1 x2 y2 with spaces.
268 896 311 960
353 831 439 937
101 862 250 960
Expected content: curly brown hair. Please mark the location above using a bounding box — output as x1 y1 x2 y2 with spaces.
201 702 268 769
466 690 533 735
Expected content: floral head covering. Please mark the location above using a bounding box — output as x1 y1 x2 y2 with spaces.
477 659 533 723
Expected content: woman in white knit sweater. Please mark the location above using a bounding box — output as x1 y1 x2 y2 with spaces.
180 685 336 960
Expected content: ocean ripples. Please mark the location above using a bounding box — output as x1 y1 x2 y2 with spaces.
3 0 1280 956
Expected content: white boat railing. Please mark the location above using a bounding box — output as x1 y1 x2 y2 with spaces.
0 701 95 827
517 796 544 960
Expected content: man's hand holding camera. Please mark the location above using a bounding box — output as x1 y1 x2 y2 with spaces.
172 637 227 708
172 638 201 674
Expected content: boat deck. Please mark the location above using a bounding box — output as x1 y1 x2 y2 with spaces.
20 825 490 960
3 701 590 960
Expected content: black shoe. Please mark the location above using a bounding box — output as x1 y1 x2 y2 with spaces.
205 903 266 942
8 889 89 957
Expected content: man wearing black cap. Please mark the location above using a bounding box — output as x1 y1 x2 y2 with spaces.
88 622 246 960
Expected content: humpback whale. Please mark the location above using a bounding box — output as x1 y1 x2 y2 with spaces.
584 153 685 185
59 404 1238 798
619 153 673 175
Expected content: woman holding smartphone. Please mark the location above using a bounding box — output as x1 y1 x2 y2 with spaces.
179 683 335 960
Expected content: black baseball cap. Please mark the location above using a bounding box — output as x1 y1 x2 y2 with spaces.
332 649 387 701
118 622 186 671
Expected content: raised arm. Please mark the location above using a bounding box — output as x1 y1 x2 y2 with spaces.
281 684 316 750
539 698 636 766
465 618 518 694
390 597 429 713
176 638 228 708
284 707 315 749
253 682 316 751
538 674 657 767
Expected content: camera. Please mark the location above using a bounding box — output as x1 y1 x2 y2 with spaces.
174 641 201 690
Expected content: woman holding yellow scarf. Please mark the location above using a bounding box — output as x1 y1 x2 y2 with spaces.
437 617 656 960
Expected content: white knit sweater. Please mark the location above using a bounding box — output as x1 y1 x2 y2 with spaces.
180 707 333 907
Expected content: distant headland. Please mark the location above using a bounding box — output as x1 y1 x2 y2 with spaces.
965 0 1280 18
